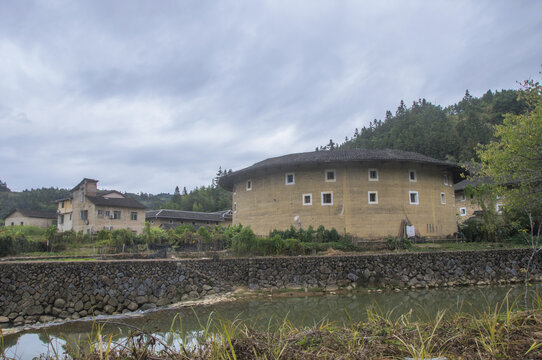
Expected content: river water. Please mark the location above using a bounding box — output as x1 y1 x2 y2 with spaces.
2 283 540 359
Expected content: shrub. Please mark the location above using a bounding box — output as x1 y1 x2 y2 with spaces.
283 238 304 255
387 236 412 250
231 227 258 255
460 219 485 242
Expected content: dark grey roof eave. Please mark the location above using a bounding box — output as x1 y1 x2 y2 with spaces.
219 149 464 191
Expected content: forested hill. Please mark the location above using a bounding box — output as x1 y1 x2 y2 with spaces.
0 184 70 220
323 89 529 163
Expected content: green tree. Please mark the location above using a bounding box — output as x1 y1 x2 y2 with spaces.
476 78 542 221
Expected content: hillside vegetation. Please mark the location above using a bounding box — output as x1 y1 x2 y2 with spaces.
323 89 528 163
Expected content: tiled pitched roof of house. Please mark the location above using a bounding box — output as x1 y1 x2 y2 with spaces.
219 149 463 191
4 209 57 220
86 196 146 209
146 209 231 222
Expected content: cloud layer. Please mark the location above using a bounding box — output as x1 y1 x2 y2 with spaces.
1 1 541 193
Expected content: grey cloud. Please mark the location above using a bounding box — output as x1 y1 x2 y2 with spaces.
1 1 541 193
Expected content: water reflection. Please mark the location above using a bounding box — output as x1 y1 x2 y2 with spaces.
3 283 541 359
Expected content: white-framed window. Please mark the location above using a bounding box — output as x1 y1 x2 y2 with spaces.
325 169 336 182
302 193 312 206
368 191 378 204
130 212 137 221
444 174 449 186
459 207 467 216
285 173 295 185
409 191 419 205
233 202 237 213
246 179 252 191
321 192 333 206
440 192 446 204
409 170 417 182
368 169 378 181
496 203 504 214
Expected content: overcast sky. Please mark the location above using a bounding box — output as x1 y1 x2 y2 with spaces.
1 1 541 194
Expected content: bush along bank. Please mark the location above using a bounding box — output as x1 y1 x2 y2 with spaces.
1 248 541 328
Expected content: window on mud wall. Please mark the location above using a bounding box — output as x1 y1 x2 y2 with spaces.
80 210 88 220
97 209 103 218
409 191 419 205
285 173 295 185
321 192 333 206
233 202 237 213
130 212 137 221
368 169 378 181
368 191 378 204
59 215 64 224
459 207 467 216
444 174 449 186
113 210 121 220
303 193 312 206
246 179 252 191
409 170 417 182
325 169 336 182
440 193 446 204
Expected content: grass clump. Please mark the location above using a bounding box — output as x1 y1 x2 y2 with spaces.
22 293 542 359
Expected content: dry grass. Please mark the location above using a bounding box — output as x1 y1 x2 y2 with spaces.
12 295 542 360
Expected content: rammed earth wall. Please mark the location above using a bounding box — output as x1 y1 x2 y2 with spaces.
0 249 541 327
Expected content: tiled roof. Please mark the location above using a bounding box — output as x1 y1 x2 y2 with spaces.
146 209 231 222
86 196 146 209
219 149 463 191
4 209 57 220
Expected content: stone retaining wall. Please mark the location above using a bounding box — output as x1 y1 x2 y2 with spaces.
1 249 540 327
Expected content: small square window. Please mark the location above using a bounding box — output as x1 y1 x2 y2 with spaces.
246 179 252 191
321 192 333 206
325 169 336 182
97 209 103 218
285 173 295 185
368 191 378 204
409 170 417 182
440 193 446 204
409 191 419 205
302 193 312 206
368 169 378 181
459 207 467 216
444 174 449 186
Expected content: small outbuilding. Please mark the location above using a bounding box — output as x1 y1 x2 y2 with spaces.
218 149 463 239
4 209 57 228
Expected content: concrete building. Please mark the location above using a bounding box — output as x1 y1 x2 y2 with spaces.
55 178 146 234
3 209 57 228
219 149 463 239
146 209 232 229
